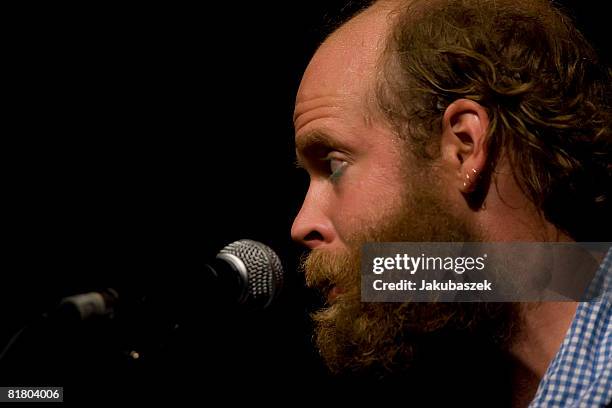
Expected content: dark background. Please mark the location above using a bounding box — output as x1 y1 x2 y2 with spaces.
1 0 608 404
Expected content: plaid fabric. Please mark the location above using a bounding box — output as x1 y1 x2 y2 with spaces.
529 247 612 407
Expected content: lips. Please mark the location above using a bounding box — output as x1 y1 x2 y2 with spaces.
327 286 344 303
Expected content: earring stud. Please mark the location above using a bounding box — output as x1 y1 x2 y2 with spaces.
463 168 480 191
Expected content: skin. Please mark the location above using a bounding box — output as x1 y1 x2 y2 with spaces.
291 1 578 406
292 2 406 253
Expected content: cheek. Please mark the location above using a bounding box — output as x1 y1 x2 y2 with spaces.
331 164 407 239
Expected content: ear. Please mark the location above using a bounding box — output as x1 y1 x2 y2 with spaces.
439 99 489 194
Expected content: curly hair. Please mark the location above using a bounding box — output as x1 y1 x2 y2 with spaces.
376 0 611 241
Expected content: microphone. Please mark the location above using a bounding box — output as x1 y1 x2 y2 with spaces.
0 239 285 363
205 239 285 309
58 239 285 321
57 288 120 321
0 240 285 363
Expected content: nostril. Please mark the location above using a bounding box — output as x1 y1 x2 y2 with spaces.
304 230 324 242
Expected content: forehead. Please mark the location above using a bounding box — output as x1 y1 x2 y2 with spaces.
294 3 394 115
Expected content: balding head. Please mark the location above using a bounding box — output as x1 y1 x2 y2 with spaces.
294 1 397 130
291 0 409 252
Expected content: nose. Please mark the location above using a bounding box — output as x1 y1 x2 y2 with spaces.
291 187 336 249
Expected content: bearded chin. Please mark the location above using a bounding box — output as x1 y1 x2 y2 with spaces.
304 175 519 376
311 291 518 376
311 290 421 375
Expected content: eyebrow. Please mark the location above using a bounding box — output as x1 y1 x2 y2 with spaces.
294 130 342 169
295 130 343 155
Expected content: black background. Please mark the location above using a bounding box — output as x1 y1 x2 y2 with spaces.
1 1 608 404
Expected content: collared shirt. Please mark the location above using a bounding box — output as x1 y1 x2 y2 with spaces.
530 247 612 407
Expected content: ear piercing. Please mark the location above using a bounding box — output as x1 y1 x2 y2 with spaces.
463 168 479 189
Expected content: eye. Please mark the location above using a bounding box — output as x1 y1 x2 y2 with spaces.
329 158 346 174
325 155 348 182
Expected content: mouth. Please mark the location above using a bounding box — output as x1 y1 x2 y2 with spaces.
327 286 344 304
306 275 344 305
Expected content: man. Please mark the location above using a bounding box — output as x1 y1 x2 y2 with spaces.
291 0 610 406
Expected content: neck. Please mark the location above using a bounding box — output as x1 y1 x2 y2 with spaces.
509 302 578 407
467 167 586 405
474 189 578 405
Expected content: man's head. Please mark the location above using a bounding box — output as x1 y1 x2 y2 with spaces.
292 0 610 375
376 0 610 242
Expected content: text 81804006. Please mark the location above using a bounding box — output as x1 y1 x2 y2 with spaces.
0 387 63 402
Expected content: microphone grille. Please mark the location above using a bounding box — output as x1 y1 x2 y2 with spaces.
218 239 284 308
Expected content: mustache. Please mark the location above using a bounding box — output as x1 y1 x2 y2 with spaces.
300 249 361 295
